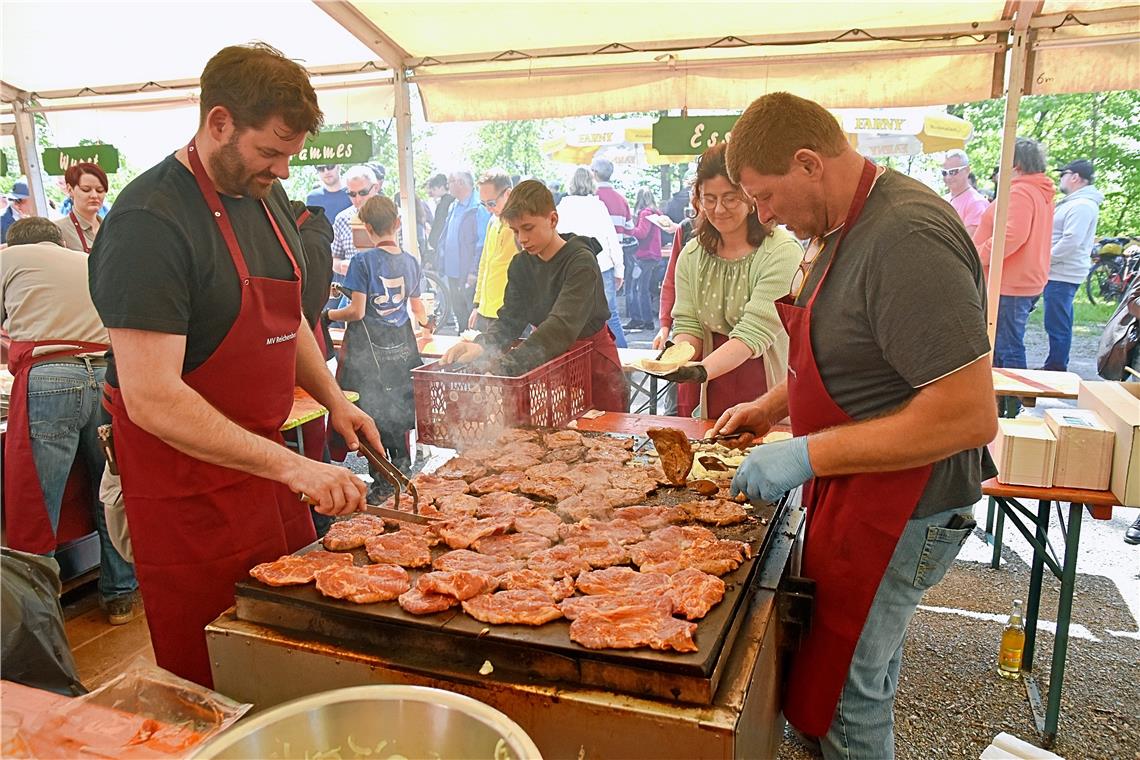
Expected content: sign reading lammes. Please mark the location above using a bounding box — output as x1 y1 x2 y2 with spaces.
291 130 372 166
42 145 120 175
651 116 740 156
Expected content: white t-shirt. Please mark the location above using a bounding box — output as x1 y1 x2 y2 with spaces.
555 195 625 280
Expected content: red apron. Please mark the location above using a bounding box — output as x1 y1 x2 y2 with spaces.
68 211 92 254
582 325 628 412
3 339 108 553
677 332 767 419
777 159 933 736
106 140 315 687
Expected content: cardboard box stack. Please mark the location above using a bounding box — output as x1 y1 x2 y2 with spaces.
992 418 1056 488
1044 408 1114 491
1077 381 1140 506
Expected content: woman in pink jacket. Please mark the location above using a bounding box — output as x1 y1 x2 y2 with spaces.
972 137 1056 369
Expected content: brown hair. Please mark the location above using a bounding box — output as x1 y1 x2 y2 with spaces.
199 43 323 136
477 168 513 193
693 143 771 255
359 195 399 237
500 179 555 222
725 92 848 180
64 162 108 191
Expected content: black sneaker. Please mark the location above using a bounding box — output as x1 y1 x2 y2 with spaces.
1126 515 1140 545
102 595 136 626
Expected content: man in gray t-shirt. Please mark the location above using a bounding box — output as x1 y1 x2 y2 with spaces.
716 92 999 760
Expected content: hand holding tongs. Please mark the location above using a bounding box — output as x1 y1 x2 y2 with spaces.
355 439 426 524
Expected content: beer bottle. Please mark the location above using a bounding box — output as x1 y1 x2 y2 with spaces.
998 599 1025 680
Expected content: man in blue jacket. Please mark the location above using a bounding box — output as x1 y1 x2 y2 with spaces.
1043 159 1103 371
439 171 490 331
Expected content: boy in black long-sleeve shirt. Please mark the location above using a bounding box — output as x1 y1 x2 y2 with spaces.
442 180 629 411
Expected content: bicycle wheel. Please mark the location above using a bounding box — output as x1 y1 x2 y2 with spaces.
420 271 452 331
1085 261 1112 305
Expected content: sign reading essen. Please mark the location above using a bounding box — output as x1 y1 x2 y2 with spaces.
651 116 741 156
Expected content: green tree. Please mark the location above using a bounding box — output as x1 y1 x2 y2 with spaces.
467 120 552 180
950 90 1140 235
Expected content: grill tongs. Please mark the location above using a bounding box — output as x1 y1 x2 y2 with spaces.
356 439 427 525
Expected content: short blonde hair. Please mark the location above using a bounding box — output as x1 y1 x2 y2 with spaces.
501 179 555 222
726 92 848 180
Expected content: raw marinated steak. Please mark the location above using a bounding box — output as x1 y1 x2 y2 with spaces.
543 445 585 463
433 549 526 576
496 429 542 445
523 461 571 480
519 475 578 503
562 462 614 489
432 516 513 550
461 589 564 626
364 533 434 568
676 498 748 526
575 567 673 597
569 605 698 652
647 427 694 485
558 518 644 545
409 474 471 502
458 445 500 463
607 468 659 497
526 545 591 578
511 508 564 541
433 492 482 517
487 452 543 472
381 521 441 547
612 505 685 531
249 551 353 586
497 569 576 601
433 457 488 483
560 593 675 620
630 525 750 576
543 430 583 449
416 570 498 600
567 538 629 569
472 532 553 558
584 446 633 465
584 436 635 451
468 471 527 495
322 515 386 551
668 568 726 620
678 538 752 576
398 588 459 615
556 495 613 523
476 492 537 518
602 488 644 508
314 564 410 604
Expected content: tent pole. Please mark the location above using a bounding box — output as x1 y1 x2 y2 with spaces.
984 5 1032 350
393 70 419 259
11 99 48 216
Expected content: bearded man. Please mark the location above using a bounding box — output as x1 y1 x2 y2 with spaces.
88 44 380 687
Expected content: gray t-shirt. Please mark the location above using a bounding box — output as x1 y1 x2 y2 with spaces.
796 169 996 517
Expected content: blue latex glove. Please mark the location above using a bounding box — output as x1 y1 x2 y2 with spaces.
730 436 815 503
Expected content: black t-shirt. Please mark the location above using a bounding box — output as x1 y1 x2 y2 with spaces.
90 154 316 386
478 234 610 376
795 170 997 517
295 204 334 327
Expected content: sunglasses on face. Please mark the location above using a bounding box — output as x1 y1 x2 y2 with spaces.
941 166 968 177
346 185 375 198
480 189 507 210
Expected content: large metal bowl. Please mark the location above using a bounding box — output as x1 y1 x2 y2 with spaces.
189 684 542 760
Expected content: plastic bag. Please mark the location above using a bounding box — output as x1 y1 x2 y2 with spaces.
22 657 251 758
0 548 86 696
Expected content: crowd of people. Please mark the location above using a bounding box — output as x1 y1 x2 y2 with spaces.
1 41 1137 760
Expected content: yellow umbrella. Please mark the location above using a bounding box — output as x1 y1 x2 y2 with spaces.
542 118 691 166
830 108 973 158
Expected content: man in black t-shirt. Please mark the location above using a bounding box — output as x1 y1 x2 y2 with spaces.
714 93 998 759
88 44 379 687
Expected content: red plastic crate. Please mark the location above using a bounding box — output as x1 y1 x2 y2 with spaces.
412 343 593 447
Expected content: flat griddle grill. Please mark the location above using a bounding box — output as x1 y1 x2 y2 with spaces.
234 432 788 704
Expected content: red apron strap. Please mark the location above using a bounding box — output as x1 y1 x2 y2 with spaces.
805 159 878 310
295 209 312 229
4 339 109 553
69 211 91 254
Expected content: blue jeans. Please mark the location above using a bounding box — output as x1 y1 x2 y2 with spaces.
602 269 627 348
27 361 137 602
630 258 662 325
820 506 974 760
1038 280 1080 371
993 295 1036 369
